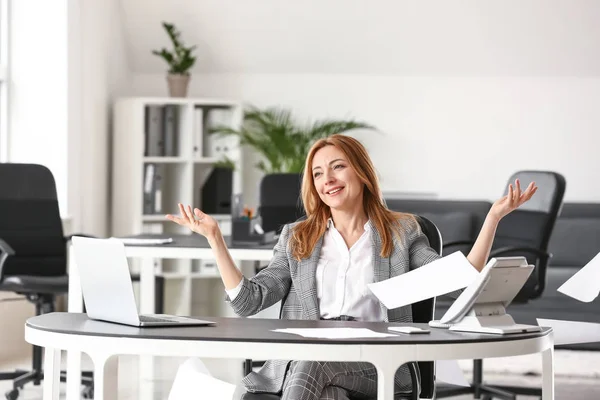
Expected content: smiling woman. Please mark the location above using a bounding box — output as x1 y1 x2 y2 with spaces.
166 133 538 400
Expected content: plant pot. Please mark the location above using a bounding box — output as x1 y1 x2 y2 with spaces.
166 74 190 97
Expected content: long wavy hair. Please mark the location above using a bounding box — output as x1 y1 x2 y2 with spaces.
290 134 414 260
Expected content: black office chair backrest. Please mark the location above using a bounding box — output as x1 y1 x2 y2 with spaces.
0 164 66 279
258 173 305 234
411 215 440 399
492 170 566 300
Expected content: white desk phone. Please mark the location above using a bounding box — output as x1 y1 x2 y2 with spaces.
430 256 542 335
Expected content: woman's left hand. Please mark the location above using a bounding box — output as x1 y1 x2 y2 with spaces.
489 179 538 221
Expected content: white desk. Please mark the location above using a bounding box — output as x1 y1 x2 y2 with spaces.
28 313 555 400
66 234 274 400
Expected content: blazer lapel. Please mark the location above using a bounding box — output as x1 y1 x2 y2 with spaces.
371 225 391 322
295 235 324 320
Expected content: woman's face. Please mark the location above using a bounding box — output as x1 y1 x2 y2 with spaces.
311 145 363 212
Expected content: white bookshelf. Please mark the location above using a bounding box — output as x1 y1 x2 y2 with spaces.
112 97 243 238
111 97 243 316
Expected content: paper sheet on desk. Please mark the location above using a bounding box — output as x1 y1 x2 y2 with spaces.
537 319 600 346
557 252 600 302
273 328 398 339
168 358 236 400
110 237 173 245
367 251 478 309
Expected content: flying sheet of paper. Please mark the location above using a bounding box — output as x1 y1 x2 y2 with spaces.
557 252 600 302
367 251 479 309
273 328 398 339
111 237 174 245
168 358 236 400
436 360 470 387
537 319 600 346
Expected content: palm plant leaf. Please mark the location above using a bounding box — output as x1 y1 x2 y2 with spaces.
210 105 376 174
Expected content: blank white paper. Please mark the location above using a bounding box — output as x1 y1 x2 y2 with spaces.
111 237 174 245
436 360 470 387
537 319 600 345
168 358 236 400
557 252 600 302
273 328 398 339
367 251 479 309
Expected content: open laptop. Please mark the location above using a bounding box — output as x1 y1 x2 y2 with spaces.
71 236 216 327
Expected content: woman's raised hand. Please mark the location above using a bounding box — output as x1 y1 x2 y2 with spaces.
165 204 220 239
489 179 538 221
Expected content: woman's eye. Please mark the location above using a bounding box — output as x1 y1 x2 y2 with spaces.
314 172 322 178
334 164 344 170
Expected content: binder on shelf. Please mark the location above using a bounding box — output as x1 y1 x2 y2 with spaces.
143 164 155 215
203 108 232 158
145 105 165 156
163 105 179 157
193 108 204 158
153 164 165 214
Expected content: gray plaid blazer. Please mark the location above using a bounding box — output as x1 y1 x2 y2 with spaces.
227 216 444 394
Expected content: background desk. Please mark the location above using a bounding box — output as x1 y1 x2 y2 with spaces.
66 234 275 400
29 313 554 400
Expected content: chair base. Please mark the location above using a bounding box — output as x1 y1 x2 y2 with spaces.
436 383 518 400
0 369 94 400
0 292 95 400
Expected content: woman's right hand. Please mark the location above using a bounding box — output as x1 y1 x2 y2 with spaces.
165 203 220 239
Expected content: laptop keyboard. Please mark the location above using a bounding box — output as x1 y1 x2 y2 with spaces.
139 315 176 323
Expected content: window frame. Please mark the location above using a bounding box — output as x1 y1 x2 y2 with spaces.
0 0 9 162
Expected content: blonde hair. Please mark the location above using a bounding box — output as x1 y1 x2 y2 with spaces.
290 134 413 260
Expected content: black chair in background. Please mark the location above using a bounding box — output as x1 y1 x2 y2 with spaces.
257 174 305 235
436 170 566 400
0 164 94 400
242 215 442 400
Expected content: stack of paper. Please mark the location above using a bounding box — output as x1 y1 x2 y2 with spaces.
111 237 173 245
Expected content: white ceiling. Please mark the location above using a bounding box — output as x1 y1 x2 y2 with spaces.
120 0 600 75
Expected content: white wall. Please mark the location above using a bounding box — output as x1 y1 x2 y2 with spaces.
124 1 600 207
9 0 69 213
68 0 133 236
132 73 600 207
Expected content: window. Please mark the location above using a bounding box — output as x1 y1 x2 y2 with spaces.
0 0 8 162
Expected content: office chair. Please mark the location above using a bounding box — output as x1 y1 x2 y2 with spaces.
241 215 442 400
257 174 305 235
436 170 566 400
0 164 94 400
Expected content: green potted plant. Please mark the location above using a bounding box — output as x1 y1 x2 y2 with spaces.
210 105 375 174
152 22 197 97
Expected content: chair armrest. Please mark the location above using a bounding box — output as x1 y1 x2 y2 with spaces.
244 359 253 376
407 361 421 400
489 246 551 299
489 246 551 260
0 238 16 281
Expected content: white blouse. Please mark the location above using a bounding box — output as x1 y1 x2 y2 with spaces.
317 218 384 321
226 219 385 322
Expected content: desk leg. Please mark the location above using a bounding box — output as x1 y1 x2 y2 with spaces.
139 257 156 399
66 246 83 400
375 362 396 400
42 348 61 400
92 355 119 400
542 346 555 400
